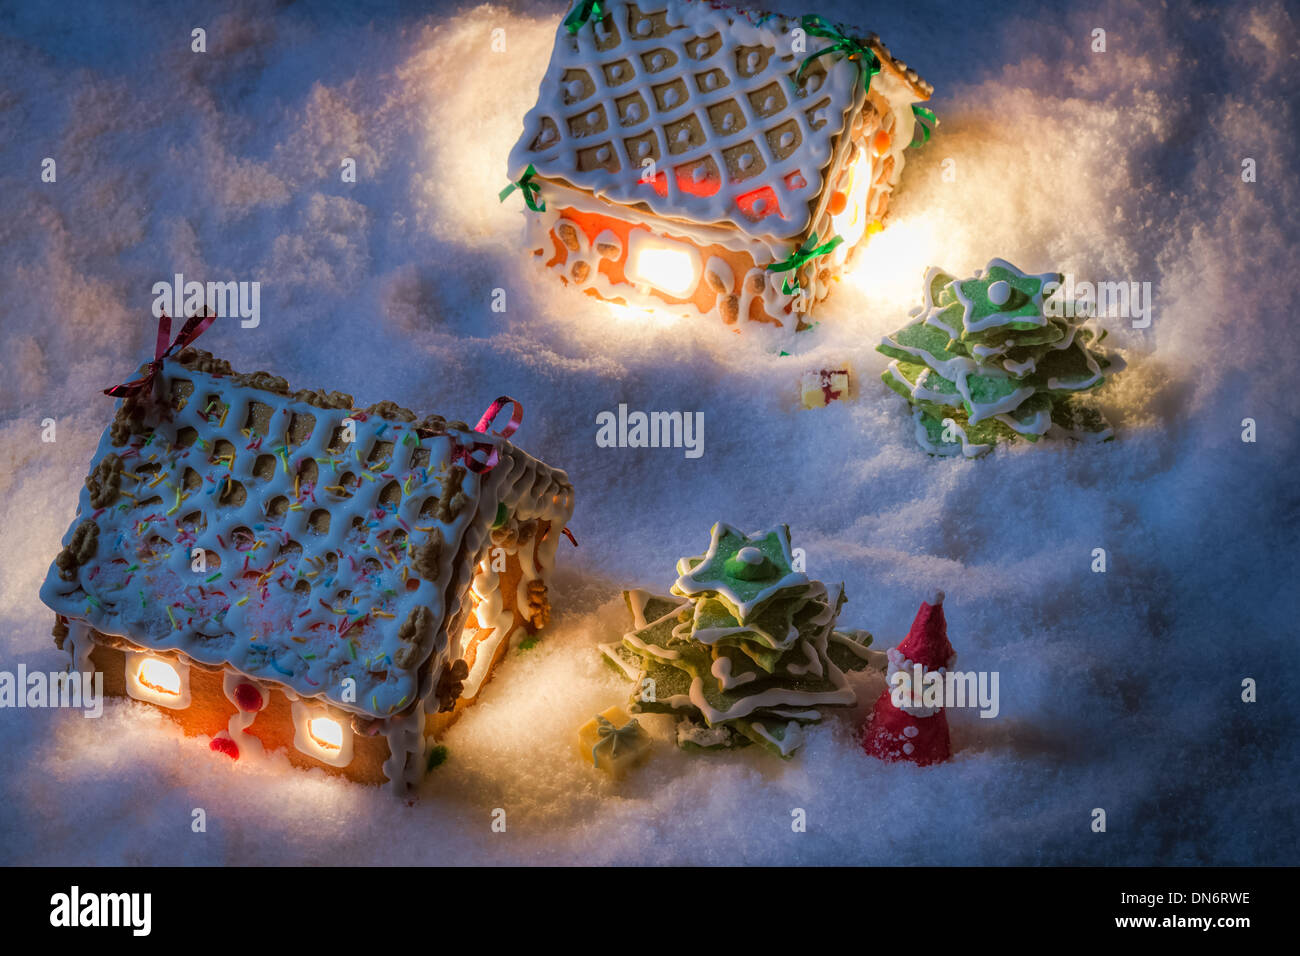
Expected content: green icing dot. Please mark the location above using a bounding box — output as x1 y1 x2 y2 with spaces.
723 546 777 581
492 503 508 528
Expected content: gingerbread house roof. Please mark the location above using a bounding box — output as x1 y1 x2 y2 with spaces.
508 0 931 245
40 348 574 721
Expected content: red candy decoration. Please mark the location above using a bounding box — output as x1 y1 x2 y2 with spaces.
209 736 240 760
233 682 263 712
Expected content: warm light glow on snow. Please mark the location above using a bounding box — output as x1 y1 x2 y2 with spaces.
846 216 939 305
604 301 681 325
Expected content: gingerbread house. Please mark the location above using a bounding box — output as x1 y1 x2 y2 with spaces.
41 340 574 792
506 0 932 330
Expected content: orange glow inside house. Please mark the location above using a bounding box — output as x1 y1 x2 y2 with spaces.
308 717 344 752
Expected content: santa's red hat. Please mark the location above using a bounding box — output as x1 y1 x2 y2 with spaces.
895 590 954 670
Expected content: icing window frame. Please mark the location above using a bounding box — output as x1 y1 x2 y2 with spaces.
290 699 354 768
125 652 192 710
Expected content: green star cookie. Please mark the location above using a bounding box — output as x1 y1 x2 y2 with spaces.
954 259 1060 337
672 523 808 623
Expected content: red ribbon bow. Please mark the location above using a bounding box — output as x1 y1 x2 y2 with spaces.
459 396 523 474
104 311 217 400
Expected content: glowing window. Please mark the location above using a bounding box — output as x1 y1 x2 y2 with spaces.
625 231 702 299
125 653 191 709
291 699 354 768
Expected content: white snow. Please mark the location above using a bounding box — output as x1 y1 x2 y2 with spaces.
1 0 1298 865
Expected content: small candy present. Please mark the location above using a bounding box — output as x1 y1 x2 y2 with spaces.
800 367 853 408
576 706 652 778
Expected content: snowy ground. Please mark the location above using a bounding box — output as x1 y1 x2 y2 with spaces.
1 0 1298 865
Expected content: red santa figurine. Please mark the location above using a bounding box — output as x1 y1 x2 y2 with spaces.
861 590 955 765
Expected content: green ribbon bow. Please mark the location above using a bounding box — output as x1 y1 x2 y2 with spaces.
591 714 643 768
766 232 844 295
910 105 937 148
563 0 605 35
795 15 881 93
498 164 545 212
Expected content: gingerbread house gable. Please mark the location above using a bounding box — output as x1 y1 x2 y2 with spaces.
508 0 931 328
41 346 574 789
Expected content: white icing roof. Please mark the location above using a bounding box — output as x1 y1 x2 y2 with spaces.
40 352 573 720
510 0 884 242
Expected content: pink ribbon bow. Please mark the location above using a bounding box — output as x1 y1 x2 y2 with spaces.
459 396 523 474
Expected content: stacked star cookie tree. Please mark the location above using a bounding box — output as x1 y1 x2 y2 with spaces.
601 523 875 757
877 258 1125 456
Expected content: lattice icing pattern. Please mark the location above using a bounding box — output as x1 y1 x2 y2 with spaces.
41 350 574 722
512 0 870 242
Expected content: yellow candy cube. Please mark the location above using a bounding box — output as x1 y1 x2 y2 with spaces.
576 706 651 778
800 368 852 409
